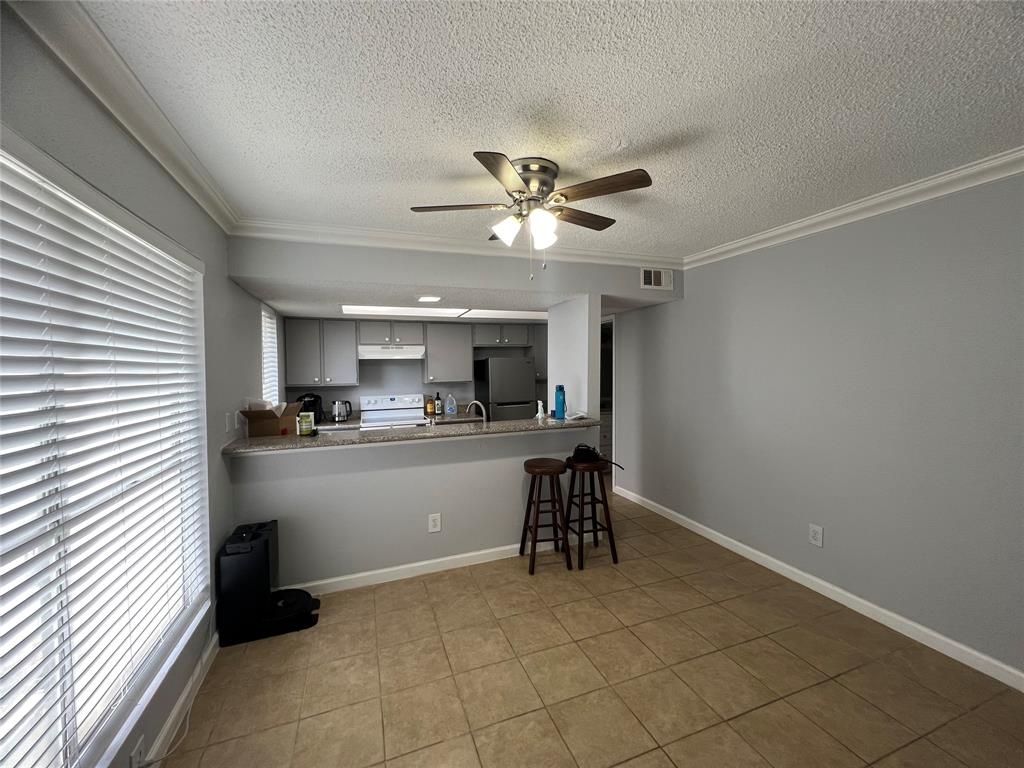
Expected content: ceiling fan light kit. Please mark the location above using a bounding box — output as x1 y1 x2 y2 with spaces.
412 151 652 255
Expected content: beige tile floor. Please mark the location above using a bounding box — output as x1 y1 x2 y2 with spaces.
167 495 1023 768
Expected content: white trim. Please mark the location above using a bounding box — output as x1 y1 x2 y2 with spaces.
284 542 553 594
613 485 1024 692
0 125 207 274
232 217 682 269
145 632 220 768
7 0 238 231
682 146 1024 270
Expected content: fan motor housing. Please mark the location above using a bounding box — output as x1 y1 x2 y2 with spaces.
511 157 559 199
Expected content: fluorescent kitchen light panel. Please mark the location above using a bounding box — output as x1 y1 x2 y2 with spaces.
342 305 467 317
460 309 549 320
417 296 442 302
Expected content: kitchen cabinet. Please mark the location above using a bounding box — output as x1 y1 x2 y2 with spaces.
284 318 323 386
472 324 530 346
530 324 548 379
425 323 472 383
359 320 423 344
322 320 358 385
391 322 424 345
285 318 358 387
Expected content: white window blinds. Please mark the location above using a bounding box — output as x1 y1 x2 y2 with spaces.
260 304 278 403
0 151 210 768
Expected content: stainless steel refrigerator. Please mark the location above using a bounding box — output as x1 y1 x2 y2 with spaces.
474 357 537 420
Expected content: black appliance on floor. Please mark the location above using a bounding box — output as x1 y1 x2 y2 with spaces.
215 520 319 646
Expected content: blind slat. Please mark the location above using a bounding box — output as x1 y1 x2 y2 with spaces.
0 150 209 768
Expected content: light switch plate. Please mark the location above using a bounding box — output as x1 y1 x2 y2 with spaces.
427 513 441 533
808 523 823 547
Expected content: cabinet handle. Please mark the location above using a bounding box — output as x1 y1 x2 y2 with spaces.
429 376 434 381
504 338 509 343
496 338 500 343
313 377 320 383
385 336 390 342
325 377 332 382
395 337 400 342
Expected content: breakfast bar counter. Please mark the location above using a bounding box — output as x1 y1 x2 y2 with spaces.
221 417 600 456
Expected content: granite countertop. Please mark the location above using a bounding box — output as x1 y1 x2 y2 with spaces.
317 412 483 431
222 417 600 456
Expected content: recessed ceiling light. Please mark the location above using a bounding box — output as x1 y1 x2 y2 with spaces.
342 305 467 317
417 296 442 303
460 309 549 320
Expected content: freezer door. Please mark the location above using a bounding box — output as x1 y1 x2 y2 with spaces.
489 402 537 421
487 357 536 403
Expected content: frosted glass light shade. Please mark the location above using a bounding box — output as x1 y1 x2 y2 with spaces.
531 229 558 250
490 215 521 246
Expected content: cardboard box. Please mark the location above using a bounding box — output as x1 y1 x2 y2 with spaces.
240 402 302 438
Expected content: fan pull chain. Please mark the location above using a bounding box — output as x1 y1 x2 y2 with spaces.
528 232 534 281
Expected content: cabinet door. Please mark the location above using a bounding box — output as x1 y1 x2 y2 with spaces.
531 324 548 379
473 324 502 346
284 318 323 386
425 323 473 383
358 320 392 344
322 320 358 385
501 325 530 345
391 322 424 345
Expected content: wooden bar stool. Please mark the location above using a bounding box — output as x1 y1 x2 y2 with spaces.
519 458 572 574
565 459 618 570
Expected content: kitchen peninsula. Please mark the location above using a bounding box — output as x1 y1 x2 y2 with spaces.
224 417 600 589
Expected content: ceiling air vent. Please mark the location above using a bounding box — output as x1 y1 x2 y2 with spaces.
640 267 673 290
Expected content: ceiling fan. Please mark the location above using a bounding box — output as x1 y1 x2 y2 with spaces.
411 152 652 250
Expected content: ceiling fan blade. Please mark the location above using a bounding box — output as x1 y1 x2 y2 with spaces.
473 151 529 195
488 234 499 241
410 203 506 212
550 169 652 204
552 207 616 231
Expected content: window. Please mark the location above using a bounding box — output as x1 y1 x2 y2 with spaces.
260 304 278 403
0 150 209 768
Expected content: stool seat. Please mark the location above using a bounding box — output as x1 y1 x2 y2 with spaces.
525 458 567 476
566 458 607 473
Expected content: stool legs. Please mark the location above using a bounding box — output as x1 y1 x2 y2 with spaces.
519 475 536 556
552 476 571 571
597 470 618 563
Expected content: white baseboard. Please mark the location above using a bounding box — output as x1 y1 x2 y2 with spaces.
147 632 220 766
283 541 554 595
613 486 1024 692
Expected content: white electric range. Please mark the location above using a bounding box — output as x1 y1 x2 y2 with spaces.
359 393 430 430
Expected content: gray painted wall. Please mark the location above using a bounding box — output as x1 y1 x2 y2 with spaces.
615 174 1024 669
1 7 261 764
228 427 598 585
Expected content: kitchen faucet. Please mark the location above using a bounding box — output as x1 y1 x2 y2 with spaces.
466 400 488 424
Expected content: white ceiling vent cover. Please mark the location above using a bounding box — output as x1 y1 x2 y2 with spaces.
641 267 673 290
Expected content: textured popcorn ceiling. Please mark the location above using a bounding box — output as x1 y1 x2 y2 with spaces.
83 1 1024 259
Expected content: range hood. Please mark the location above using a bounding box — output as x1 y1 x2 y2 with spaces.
358 344 426 360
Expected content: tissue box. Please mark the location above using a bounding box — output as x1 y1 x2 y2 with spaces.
239 402 302 437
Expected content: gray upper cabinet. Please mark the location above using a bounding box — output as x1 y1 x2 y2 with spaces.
391 322 424 345
284 318 324 386
531 324 548 379
425 323 473 383
472 324 530 346
322 320 358 385
358 320 391 344
473 324 503 346
502 325 529 346
359 320 423 345
285 318 359 387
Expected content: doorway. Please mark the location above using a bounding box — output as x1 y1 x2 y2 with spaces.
600 319 613 473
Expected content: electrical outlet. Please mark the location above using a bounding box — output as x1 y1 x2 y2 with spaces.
427 513 441 533
128 735 145 768
808 523 823 547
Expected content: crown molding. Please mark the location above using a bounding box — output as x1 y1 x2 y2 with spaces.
11 2 1021 273
683 145 1024 270
232 217 685 270
8 0 238 231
